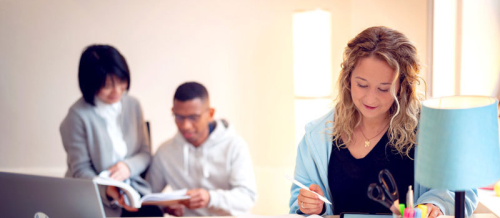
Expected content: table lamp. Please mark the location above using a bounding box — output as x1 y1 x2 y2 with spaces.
415 96 500 218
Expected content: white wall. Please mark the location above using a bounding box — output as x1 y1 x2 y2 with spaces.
0 0 428 215
460 0 500 96
431 0 500 98
432 0 458 98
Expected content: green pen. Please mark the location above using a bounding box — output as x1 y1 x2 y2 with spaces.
399 204 405 216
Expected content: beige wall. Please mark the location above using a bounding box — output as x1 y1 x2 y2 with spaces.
0 0 428 215
350 0 429 92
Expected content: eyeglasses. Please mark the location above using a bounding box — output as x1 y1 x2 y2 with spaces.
173 114 201 123
173 110 210 123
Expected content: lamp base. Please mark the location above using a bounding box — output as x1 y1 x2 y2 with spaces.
455 191 465 218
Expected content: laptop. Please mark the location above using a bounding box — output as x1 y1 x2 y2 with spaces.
0 171 105 218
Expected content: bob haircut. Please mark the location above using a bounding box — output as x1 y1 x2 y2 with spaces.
78 45 130 105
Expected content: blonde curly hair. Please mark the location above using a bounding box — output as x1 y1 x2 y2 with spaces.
331 26 425 158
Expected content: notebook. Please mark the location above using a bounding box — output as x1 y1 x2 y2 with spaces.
0 171 105 218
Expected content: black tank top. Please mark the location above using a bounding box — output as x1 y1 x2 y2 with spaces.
328 131 414 214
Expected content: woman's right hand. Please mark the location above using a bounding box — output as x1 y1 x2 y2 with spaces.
108 161 131 182
423 204 443 218
297 184 325 215
106 186 138 212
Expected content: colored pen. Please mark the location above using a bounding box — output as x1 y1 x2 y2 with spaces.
417 205 428 218
399 204 406 216
403 208 414 218
414 208 422 218
284 175 332 205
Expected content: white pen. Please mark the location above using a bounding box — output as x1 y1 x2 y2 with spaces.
284 175 332 205
406 185 414 209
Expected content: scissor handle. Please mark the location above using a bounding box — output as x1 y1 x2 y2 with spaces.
367 183 392 209
378 169 399 201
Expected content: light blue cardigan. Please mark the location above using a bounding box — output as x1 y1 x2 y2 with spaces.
289 109 478 216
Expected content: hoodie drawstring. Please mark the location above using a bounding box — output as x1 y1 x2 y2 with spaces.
183 143 210 178
202 147 210 178
183 144 189 176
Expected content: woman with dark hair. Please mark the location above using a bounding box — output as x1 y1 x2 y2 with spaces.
60 45 162 217
289 26 478 216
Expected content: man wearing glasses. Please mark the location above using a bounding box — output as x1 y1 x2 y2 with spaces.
147 82 257 216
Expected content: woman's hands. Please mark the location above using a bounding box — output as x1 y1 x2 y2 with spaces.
105 186 138 212
297 184 325 215
104 162 134 211
108 161 131 182
423 204 443 218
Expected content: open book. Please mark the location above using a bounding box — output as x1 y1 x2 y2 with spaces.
93 171 190 208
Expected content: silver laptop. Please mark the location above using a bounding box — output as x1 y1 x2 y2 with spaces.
0 172 105 218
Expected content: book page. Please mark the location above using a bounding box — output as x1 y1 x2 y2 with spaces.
93 171 142 208
140 189 190 205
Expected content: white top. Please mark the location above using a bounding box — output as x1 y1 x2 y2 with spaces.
147 119 257 216
94 97 128 163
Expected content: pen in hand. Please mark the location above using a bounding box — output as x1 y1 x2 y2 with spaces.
284 175 332 205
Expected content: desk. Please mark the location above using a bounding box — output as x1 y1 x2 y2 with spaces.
111 214 498 218
478 189 500 217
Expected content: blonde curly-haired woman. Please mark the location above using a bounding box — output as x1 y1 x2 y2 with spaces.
289 26 477 217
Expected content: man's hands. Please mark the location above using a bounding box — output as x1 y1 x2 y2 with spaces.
159 188 212 216
297 184 325 215
184 188 211 209
105 186 138 212
165 204 185 216
108 161 131 182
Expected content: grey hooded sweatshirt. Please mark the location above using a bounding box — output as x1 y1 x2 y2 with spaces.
147 119 257 216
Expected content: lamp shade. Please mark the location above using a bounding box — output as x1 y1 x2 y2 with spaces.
415 96 500 190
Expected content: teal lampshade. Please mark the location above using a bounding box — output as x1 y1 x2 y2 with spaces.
415 96 500 190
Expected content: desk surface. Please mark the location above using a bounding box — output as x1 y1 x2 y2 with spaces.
478 189 500 217
111 214 498 218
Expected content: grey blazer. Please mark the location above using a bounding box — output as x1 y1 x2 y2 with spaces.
60 94 152 216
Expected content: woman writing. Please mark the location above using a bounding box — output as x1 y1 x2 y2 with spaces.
289 26 477 217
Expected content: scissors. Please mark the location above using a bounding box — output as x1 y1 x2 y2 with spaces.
367 169 401 215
